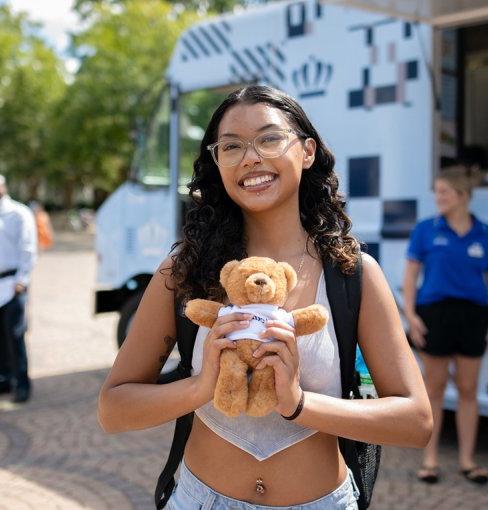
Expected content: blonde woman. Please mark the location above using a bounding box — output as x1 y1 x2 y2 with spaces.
404 166 488 484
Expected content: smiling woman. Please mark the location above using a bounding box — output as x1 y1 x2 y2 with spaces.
98 85 433 510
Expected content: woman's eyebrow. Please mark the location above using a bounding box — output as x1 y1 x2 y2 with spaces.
220 123 283 138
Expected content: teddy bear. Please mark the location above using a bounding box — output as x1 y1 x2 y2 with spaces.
185 256 328 417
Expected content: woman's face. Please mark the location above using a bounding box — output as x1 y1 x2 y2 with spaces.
214 103 315 214
434 178 469 215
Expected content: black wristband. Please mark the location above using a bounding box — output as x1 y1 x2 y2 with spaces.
281 389 305 421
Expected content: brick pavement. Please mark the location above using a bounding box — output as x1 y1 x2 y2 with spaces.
0 230 487 509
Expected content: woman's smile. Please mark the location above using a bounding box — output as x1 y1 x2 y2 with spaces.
239 171 278 193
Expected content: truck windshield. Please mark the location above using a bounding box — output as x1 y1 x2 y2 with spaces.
133 88 170 186
179 86 242 192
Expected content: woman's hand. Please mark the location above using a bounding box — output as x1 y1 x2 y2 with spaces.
407 313 428 348
252 320 302 416
195 312 252 403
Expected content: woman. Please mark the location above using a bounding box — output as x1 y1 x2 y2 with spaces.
404 165 488 485
98 86 432 509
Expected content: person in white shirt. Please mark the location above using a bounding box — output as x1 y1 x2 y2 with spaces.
0 174 37 403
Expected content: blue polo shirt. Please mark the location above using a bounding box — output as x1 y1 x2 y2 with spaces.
406 215 488 306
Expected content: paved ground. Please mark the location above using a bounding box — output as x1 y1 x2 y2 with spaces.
0 230 487 509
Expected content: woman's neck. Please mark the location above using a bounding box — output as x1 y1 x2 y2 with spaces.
244 206 308 260
444 207 472 235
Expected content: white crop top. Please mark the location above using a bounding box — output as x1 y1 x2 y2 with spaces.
191 271 342 461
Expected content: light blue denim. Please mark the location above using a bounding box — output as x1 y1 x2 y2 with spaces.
166 459 360 510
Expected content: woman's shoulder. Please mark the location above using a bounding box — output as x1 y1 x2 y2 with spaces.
415 216 439 230
360 252 381 279
157 253 175 280
472 215 488 234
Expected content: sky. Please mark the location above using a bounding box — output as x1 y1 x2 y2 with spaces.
6 0 81 72
8 0 79 53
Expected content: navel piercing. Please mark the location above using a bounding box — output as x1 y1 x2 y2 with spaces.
256 477 266 494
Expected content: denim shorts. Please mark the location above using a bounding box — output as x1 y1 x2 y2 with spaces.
166 459 360 510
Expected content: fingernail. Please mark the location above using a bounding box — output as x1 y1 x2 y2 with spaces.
240 320 250 325
243 314 253 319
252 351 260 358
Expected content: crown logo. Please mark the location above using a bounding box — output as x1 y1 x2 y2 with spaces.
292 56 333 98
137 221 169 257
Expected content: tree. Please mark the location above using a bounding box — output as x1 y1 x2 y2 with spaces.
73 0 249 19
51 0 198 205
0 5 65 198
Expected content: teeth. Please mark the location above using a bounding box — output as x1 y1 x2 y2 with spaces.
243 174 274 187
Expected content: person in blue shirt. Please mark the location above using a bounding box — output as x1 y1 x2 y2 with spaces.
403 165 488 485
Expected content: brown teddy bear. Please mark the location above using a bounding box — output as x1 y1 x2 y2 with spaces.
185 256 328 417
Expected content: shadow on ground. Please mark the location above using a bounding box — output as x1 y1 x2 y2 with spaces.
0 368 173 510
0 368 487 509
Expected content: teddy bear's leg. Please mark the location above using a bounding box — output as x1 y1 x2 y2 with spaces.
235 340 278 417
214 347 248 417
247 364 277 417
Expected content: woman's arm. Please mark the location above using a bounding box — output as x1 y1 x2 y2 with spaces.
97 256 205 433
292 254 433 448
98 256 250 433
403 259 421 320
403 259 428 348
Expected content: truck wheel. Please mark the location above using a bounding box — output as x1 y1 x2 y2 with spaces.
117 292 143 348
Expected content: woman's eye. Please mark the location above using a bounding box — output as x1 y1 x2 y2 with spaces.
222 142 242 151
260 134 284 144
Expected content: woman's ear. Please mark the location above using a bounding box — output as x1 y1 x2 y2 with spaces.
302 138 316 170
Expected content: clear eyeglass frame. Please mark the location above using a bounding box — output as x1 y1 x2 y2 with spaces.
206 128 299 168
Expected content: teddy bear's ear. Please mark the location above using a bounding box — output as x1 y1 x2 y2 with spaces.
220 260 239 288
279 262 297 292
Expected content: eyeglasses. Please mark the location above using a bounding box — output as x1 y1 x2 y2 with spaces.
207 128 300 168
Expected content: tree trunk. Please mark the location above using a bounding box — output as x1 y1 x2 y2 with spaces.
63 180 75 209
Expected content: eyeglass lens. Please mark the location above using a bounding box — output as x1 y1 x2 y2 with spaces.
213 131 290 167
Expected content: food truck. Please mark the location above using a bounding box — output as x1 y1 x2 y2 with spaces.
95 0 488 414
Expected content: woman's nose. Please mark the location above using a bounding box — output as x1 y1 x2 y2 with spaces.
241 144 261 167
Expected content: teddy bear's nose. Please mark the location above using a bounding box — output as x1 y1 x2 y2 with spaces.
254 278 267 286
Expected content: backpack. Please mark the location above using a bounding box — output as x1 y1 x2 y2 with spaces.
155 254 381 509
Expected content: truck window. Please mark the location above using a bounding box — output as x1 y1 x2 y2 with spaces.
178 85 243 192
439 24 488 184
133 88 171 186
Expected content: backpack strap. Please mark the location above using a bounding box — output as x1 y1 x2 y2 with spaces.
323 254 362 400
323 253 367 510
154 294 198 509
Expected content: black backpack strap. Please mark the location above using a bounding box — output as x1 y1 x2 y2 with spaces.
323 253 368 509
323 254 362 399
154 294 198 509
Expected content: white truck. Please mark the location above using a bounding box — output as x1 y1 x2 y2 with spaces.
95 0 488 414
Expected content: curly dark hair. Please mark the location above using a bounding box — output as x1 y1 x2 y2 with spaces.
170 85 360 302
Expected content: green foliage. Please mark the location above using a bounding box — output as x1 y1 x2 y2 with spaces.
73 0 245 18
52 0 198 196
0 6 65 192
0 0 256 205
